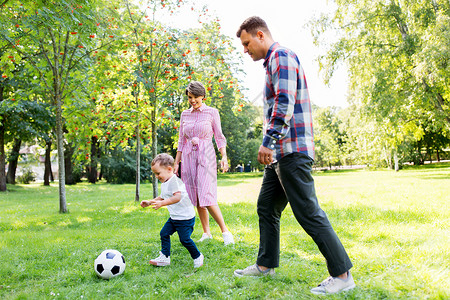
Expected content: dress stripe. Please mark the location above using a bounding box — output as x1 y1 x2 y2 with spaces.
177 104 226 207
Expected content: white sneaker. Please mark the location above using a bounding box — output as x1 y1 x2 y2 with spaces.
149 251 170 266
198 233 212 242
222 231 234 245
193 253 204 268
310 271 356 295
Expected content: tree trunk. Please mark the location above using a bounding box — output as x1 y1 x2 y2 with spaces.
88 136 98 183
416 141 424 165
6 138 21 184
135 93 141 202
0 123 6 192
427 146 432 163
436 149 440 162
64 143 75 185
55 89 67 212
0 85 6 192
151 107 158 198
135 127 141 202
52 51 67 212
394 150 399 172
44 139 52 186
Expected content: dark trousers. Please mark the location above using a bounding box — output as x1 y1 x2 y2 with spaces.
160 217 201 259
256 152 353 276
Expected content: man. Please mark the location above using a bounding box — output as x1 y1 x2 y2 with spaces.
234 16 356 295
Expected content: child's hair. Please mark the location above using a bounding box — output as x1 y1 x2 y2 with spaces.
185 81 206 98
151 153 175 168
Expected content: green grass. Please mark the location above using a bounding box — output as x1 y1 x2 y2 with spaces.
0 164 449 299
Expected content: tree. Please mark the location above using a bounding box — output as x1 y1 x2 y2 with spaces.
1 0 119 211
313 106 345 169
310 0 450 168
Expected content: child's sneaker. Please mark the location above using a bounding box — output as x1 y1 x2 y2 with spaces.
222 231 234 245
193 253 204 268
149 251 170 266
198 233 212 242
310 271 356 295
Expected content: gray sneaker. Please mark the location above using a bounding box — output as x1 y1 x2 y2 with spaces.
233 264 275 277
310 271 356 295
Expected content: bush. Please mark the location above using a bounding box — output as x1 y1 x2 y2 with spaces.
101 145 152 184
17 167 36 184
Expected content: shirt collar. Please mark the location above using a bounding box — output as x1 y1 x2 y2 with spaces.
188 103 206 112
263 42 279 68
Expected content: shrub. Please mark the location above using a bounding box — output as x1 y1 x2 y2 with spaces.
101 145 152 184
17 167 36 184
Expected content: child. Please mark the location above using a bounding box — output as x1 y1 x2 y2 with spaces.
140 153 204 268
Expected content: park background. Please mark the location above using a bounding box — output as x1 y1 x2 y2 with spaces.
0 0 449 299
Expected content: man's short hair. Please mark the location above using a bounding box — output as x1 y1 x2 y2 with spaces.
236 16 270 38
152 153 175 168
185 81 206 98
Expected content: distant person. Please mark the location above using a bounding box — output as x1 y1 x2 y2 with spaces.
233 16 355 295
174 81 234 245
141 153 204 268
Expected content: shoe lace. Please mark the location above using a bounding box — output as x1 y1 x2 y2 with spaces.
244 264 258 272
319 276 335 287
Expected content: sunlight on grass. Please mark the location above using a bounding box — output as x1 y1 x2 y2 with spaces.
11 220 27 230
1 165 449 299
56 220 72 227
119 203 140 214
217 173 262 205
76 216 92 223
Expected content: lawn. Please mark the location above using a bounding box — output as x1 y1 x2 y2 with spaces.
0 163 449 299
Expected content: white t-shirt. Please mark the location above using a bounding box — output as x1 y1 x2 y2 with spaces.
160 174 195 220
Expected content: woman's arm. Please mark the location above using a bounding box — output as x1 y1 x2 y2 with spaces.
211 108 228 172
174 151 182 175
219 147 229 173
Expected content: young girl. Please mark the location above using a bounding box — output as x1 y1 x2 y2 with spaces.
141 153 204 268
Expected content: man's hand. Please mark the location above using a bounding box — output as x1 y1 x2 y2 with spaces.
257 145 274 165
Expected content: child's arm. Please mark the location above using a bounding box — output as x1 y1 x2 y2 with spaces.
150 192 181 210
140 196 163 208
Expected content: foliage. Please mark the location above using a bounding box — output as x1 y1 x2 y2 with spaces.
0 1 261 201
16 166 36 184
313 105 345 168
310 0 450 168
0 0 122 208
1 165 449 299
101 144 152 184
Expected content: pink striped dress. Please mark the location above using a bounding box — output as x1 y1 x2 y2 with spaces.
177 104 226 207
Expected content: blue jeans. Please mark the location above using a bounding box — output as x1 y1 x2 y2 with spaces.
256 152 353 276
160 217 201 259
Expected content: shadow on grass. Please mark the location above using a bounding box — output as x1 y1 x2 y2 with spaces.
402 162 450 170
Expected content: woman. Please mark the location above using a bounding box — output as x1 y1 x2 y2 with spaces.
174 81 234 245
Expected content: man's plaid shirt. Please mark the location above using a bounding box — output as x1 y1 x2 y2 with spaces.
262 42 315 162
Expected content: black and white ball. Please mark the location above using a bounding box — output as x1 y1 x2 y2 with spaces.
94 249 126 279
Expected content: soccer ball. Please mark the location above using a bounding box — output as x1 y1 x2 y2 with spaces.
94 249 126 279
